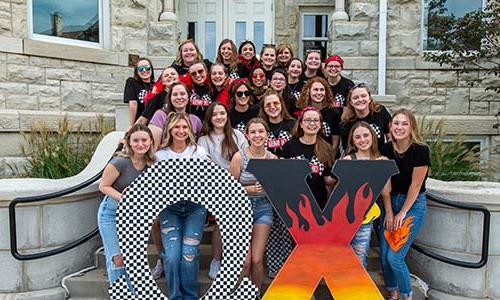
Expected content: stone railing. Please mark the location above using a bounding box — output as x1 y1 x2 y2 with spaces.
409 178 500 300
0 131 123 297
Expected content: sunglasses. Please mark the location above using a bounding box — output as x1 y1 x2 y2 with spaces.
252 73 266 79
306 49 321 54
262 43 276 48
137 65 151 72
236 90 251 97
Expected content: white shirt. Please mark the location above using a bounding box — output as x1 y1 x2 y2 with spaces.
156 144 208 161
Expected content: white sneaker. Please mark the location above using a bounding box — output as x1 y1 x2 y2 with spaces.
208 259 221 280
152 259 163 280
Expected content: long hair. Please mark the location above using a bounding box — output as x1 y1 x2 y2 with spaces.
292 107 334 166
118 124 156 166
287 58 304 78
133 57 155 82
390 108 426 146
303 50 325 77
341 84 381 125
345 121 381 159
163 82 191 113
245 118 270 145
229 80 253 110
260 44 277 69
258 89 293 122
174 39 204 66
209 63 229 91
216 39 239 71
297 77 334 110
159 112 197 150
201 102 240 161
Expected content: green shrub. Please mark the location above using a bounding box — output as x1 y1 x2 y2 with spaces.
18 115 112 179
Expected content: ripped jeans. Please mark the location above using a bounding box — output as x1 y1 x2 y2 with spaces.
159 200 207 300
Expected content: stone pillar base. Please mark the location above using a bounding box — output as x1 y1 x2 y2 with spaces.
428 289 489 300
0 287 66 300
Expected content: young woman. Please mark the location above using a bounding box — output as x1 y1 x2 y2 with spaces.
148 82 202 150
285 58 305 104
268 69 296 116
229 81 260 132
238 40 260 79
260 44 277 80
171 39 211 75
249 66 267 105
301 49 324 82
156 112 209 300
98 124 155 290
297 77 342 155
185 61 213 121
138 67 179 125
340 84 391 155
198 102 248 280
276 43 294 68
124 58 155 126
324 55 355 109
258 90 296 157
209 63 233 106
379 109 430 300
216 39 241 79
343 121 391 268
230 118 276 291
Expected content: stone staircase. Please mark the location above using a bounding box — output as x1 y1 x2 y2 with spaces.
66 226 427 299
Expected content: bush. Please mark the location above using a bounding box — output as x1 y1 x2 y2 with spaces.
17 115 112 179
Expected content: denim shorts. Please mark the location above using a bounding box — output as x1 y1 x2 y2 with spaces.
251 196 273 225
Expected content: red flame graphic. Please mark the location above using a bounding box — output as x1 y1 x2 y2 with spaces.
285 183 373 245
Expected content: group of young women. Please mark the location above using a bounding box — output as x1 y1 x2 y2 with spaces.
98 38 430 300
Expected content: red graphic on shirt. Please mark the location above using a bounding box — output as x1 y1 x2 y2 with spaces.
190 97 211 107
267 138 288 149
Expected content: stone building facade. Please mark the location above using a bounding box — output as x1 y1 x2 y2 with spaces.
0 0 498 178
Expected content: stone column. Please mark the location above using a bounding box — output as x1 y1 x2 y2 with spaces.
332 0 348 21
159 0 177 21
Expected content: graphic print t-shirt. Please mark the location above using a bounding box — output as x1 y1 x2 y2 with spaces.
230 104 260 132
123 77 153 122
190 85 213 121
265 119 295 157
320 107 342 143
329 76 355 110
282 138 330 208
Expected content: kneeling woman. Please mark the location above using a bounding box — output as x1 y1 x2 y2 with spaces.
98 124 155 290
230 118 276 291
156 112 209 300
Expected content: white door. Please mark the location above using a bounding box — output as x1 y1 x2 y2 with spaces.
178 0 274 61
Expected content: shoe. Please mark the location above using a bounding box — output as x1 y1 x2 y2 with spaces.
208 259 221 280
151 259 163 280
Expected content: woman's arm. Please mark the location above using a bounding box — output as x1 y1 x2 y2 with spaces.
381 179 394 231
128 101 138 127
149 124 163 152
99 163 122 200
230 151 259 194
393 166 428 229
332 135 340 155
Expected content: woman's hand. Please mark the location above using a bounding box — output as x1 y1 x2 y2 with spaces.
384 212 395 232
393 210 407 229
254 182 263 194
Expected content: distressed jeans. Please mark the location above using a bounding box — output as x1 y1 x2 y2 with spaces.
379 192 427 299
351 221 373 268
159 200 207 300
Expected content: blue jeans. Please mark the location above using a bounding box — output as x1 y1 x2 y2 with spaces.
97 195 134 292
351 222 373 268
380 192 427 299
251 196 273 225
159 201 207 300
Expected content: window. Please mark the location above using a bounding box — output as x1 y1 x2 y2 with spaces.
29 0 109 48
300 12 329 60
205 21 216 62
422 0 483 51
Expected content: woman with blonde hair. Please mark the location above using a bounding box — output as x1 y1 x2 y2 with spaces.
276 43 294 68
171 39 212 75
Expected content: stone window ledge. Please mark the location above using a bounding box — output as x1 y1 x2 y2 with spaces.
0 36 129 66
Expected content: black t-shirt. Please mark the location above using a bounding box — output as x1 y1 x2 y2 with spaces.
320 107 342 143
224 63 240 79
329 76 355 109
285 80 305 106
123 77 153 122
282 90 297 116
189 85 213 121
230 104 260 132
339 105 391 153
381 143 431 194
266 118 296 157
282 138 330 209
141 90 167 122
300 72 325 83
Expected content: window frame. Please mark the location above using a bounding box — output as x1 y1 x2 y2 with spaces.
27 0 109 49
420 0 486 53
299 9 330 60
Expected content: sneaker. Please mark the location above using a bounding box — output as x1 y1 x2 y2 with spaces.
151 259 163 280
208 259 221 280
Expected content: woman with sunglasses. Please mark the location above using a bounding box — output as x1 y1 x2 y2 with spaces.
276 43 294 68
285 58 305 105
269 69 296 116
216 39 242 79
124 57 155 127
249 66 268 105
181 61 213 121
229 81 260 132
340 84 391 155
198 102 248 280
258 90 295 157
238 40 260 79
302 49 324 82
297 77 342 155
171 39 212 75
260 44 277 81
324 55 355 110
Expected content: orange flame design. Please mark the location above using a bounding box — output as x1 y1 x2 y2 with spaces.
384 216 414 252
